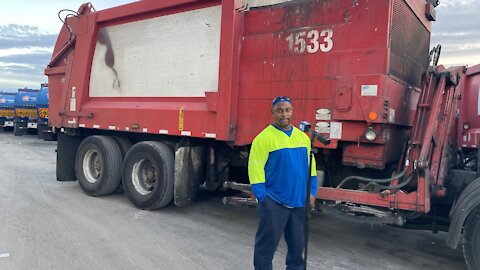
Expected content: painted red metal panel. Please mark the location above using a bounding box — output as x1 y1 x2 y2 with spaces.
215 0 244 141
316 187 427 212
458 64 480 148
95 0 204 23
47 0 430 146
234 0 428 149
235 0 392 146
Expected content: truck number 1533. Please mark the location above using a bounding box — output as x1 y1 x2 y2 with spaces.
285 29 333 54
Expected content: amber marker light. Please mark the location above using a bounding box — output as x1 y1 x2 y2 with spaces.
368 111 378 121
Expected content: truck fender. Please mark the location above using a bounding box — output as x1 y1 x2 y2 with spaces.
447 177 480 248
174 142 206 207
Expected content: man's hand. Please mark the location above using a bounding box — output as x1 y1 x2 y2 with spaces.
309 195 316 209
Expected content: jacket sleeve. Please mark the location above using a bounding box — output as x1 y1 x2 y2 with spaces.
251 183 267 202
248 135 269 201
308 137 318 197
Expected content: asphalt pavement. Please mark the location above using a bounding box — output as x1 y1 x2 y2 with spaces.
0 133 467 269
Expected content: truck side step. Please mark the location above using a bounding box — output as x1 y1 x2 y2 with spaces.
319 203 405 226
222 196 258 208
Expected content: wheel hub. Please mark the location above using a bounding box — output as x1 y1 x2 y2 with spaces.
132 159 157 195
83 149 102 184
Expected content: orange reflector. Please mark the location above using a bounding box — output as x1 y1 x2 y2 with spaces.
368 112 378 121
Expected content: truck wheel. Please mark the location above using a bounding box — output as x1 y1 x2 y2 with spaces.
463 206 480 270
112 136 133 193
75 135 123 196
14 121 26 136
122 141 174 209
113 136 132 159
13 126 22 136
37 123 46 140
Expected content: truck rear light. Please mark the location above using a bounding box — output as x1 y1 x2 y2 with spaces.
463 123 470 130
131 124 140 130
368 111 378 121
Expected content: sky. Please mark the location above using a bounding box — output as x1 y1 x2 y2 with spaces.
0 0 479 92
0 0 136 92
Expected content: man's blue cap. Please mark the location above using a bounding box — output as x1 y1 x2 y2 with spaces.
272 96 292 107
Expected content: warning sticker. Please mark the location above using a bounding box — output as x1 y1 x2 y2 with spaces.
361 85 378 96
316 109 331 120
315 122 330 133
330 122 342 139
389 108 395 123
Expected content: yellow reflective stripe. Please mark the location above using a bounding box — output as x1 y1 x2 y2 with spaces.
15 109 37 118
310 154 317 177
38 108 49 118
248 134 269 184
0 109 15 117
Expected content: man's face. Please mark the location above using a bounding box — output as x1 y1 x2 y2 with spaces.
272 101 293 130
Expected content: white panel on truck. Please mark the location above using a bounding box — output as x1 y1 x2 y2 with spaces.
89 6 221 97
247 0 292 8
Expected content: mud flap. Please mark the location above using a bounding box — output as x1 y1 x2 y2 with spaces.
57 132 84 181
174 145 206 207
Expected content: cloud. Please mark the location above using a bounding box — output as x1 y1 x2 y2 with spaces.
0 47 53 57
0 24 56 49
0 24 56 42
0 53 51 66
0 24 53 91
0 62 35 70
430 1 480 66
431 30 480 49
0 73 46 92
0 24 49 38
436 0 477 8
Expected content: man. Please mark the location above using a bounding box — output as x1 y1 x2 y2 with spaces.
248 96 317 270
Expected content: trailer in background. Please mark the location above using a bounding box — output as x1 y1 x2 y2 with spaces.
14 88 39 136
36 84 56 140
0 92 16 132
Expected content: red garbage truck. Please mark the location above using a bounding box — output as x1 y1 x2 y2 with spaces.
45 0 480 268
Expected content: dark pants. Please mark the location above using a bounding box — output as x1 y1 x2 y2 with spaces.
254 197 305 270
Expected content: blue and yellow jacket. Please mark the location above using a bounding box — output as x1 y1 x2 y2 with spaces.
248 124 317 208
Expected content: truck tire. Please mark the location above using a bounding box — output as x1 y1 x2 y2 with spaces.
14 121 27 136
37 124 47 140
37 123 47 140
75 135 123 196
112 136 133 193
113 136 133 159
122 141 174 209
463 206 480 270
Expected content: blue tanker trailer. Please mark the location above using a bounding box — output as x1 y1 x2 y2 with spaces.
0 92 16 132
14 88 39 136
36 84 56 140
